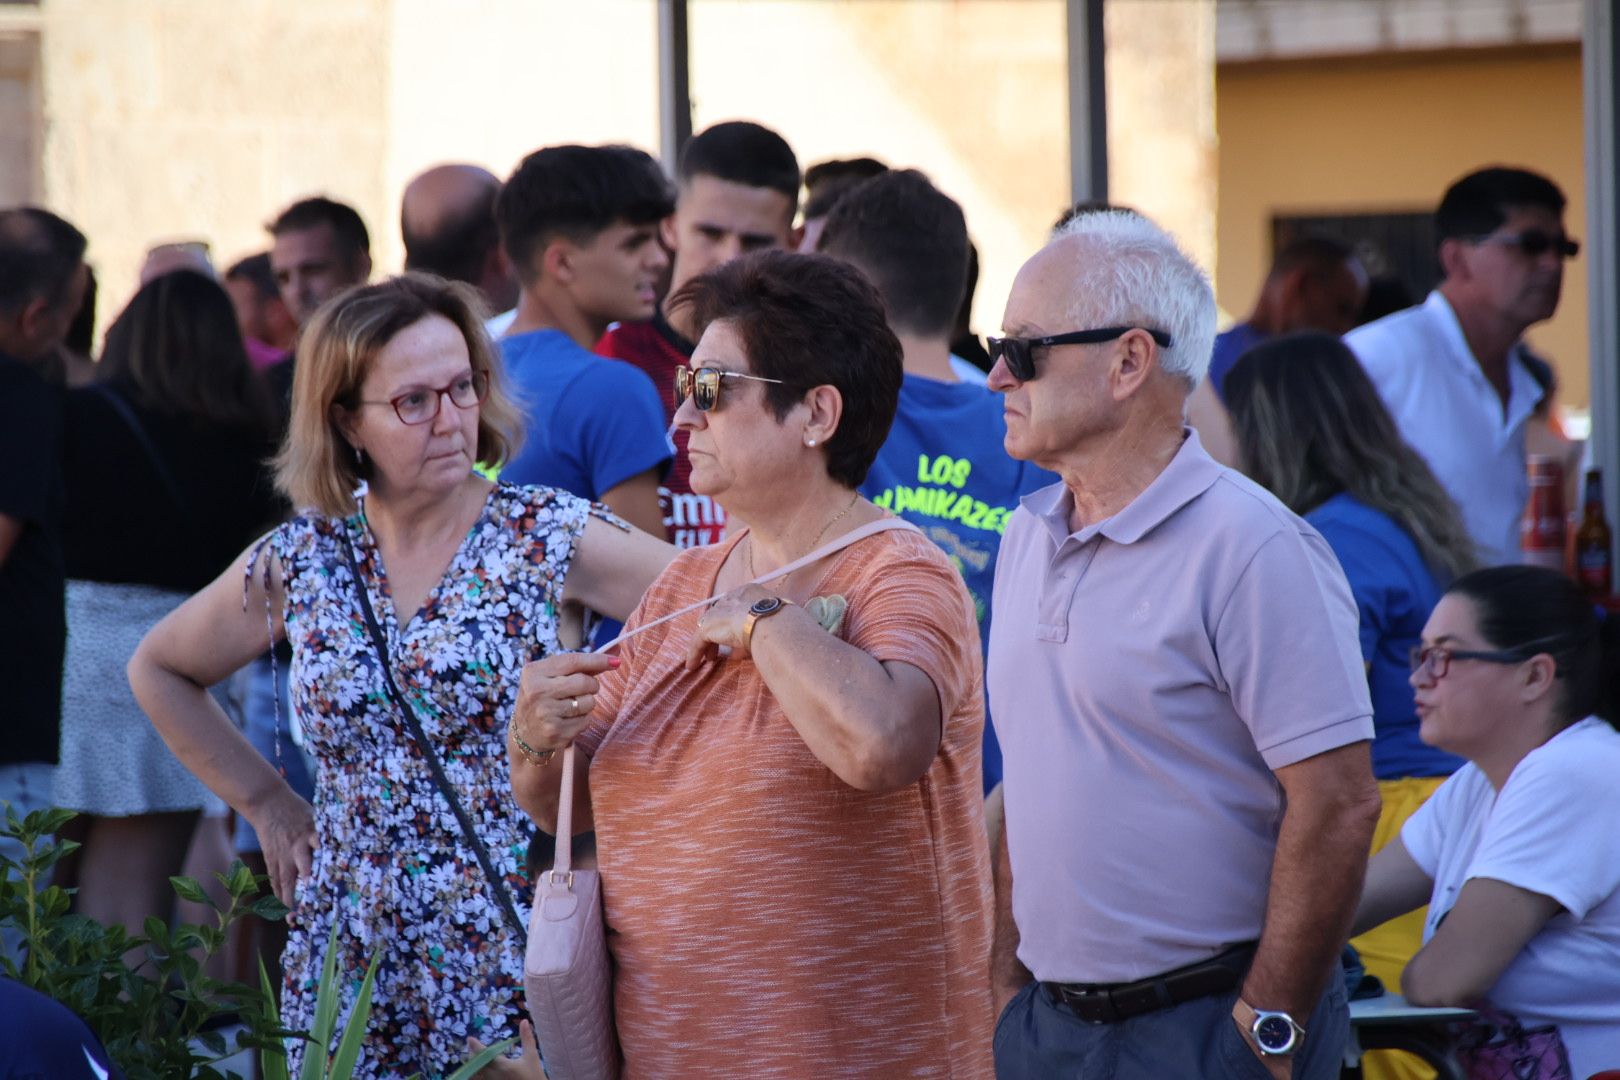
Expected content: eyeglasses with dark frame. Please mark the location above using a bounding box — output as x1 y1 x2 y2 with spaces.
986 326 1174 383
674 364 786 413
358 370 490 426
1408 635 1566 679
1467 230 1581 260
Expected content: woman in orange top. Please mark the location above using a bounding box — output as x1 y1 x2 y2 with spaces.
509 250 994 1078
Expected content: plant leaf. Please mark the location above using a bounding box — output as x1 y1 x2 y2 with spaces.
170 875 211 906
252 895 291 921
327 950 382 1078
258 961 292 1080
444 1037 519 1080
299 924 343 1080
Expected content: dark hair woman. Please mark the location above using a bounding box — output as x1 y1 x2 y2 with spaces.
1224 330 1479 1018
1352 566 1620 1078
509 251 995 1077
56 270 282 945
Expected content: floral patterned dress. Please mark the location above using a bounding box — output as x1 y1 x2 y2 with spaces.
249 483 602 1078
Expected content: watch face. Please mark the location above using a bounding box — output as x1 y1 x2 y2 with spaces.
1254 1014 1296 1053
749 597 784 617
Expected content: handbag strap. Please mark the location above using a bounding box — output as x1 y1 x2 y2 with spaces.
92 383 190 514
547 515 921 875
340 531 528 944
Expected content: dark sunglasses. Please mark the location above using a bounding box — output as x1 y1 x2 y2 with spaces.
987 326 1174 382
674 364 785 412
1471 230 1581 260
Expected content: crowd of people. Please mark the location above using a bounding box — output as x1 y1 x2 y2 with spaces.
1 117 1617 1080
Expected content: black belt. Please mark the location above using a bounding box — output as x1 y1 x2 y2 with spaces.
1043 943 1256 1024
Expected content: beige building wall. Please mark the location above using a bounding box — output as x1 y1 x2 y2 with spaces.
40 0 392 333
1106 0 1217 279
382 0 662 279
688 0 1071 336
1216 45 1588 407
34 0 1217 350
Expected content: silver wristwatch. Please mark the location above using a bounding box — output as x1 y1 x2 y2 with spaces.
1236 998 1306 1057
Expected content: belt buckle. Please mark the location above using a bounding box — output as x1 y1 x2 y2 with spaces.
1051 984 1120 1024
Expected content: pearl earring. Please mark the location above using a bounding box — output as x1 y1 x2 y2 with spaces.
806 438 817 448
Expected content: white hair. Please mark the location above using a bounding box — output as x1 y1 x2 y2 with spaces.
1050 210 1216 385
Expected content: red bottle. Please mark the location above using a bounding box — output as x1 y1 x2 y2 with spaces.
1521 456 1566 572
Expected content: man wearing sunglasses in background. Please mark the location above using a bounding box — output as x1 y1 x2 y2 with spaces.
1348 166 1575 566
986 211 1380 1080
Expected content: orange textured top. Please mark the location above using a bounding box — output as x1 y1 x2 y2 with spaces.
576 527 994 1078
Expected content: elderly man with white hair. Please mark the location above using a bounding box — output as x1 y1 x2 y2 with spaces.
985 212 1381 1079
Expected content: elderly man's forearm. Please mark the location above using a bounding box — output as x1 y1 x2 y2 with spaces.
1242 779 1381 1016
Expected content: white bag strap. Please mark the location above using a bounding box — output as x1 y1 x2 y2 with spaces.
549 516 919 875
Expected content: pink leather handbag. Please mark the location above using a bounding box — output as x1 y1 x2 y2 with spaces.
522 517 919 1079
524 743 617 1080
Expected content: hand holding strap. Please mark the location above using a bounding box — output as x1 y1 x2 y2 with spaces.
545 516 920 876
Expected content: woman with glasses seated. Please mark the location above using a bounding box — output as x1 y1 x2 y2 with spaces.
508 251 995 1077
1352 565 1620 1078
129 274 673 1078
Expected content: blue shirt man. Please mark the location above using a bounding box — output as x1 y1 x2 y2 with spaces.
861 375 1056 789
493 143 678 536
499 329 671 500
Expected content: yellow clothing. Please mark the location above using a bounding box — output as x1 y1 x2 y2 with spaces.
1351 775 1448 1080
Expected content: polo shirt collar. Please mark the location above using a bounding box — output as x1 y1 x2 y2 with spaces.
1024 428 1224 547
1422 290 1546 431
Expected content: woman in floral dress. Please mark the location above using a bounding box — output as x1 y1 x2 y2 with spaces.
131 275 672 1077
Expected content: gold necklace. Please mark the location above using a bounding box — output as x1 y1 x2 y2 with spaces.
747 491 862 581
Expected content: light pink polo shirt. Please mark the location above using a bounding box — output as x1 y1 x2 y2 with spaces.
988 430 1373 984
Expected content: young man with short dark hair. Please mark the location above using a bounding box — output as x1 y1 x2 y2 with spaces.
819 169 1057 793
496 144 674 537
267 195 372 327
597 121 800 546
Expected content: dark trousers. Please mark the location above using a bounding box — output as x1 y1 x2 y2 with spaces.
994 975 1348 1080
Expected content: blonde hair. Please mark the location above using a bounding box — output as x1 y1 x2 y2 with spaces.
273 273 524 517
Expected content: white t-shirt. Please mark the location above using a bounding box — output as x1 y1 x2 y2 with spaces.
1400 717 1620 1078
1345 291 1545 567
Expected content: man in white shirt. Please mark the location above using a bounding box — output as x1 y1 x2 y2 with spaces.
1346 167 1574 566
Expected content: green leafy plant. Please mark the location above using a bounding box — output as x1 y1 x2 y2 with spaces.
1 806 292 1079
257 924 517 1080
4 807 518 1079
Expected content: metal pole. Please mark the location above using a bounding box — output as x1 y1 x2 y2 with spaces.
1066 0 1109 204
658 0 692 174
1583 0 1619 554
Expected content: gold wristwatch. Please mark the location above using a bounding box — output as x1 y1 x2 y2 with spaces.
741 596 793 648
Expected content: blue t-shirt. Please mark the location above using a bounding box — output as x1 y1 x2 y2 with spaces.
0 978 121 1079
1207 321 1267 404
499 329 672 499
860 374 1059 791
1306 493 1463 780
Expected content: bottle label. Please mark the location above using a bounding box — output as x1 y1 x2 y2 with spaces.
1577 550 1612 592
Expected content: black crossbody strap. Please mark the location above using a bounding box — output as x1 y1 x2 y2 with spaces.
340 533 527 944
92 383 189 514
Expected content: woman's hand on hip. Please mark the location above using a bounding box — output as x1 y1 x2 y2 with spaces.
684 585 780 669
514 652 620 751
247 786 315 907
